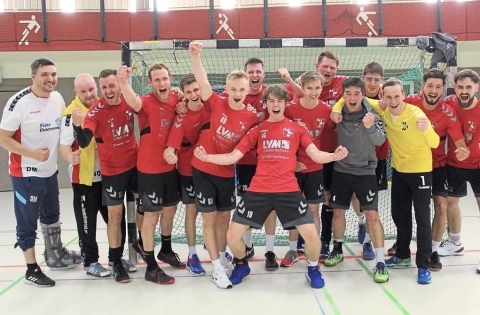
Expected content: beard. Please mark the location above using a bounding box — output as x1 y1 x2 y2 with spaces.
458 94 475 108
422 92 440 106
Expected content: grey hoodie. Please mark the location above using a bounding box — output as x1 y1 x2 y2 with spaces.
334 98 386 176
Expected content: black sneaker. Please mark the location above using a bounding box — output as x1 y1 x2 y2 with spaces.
297 236 305 256
429 251 442 272
388 242 397 256
145 267 175 285
157 251 186 269
245 245 255 259
113 263 131 283
265 251 279 271
24 268 55 287
131 239 146 258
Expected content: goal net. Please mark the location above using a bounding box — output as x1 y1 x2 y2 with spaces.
121 38 432 245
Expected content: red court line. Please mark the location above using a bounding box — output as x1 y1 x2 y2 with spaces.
1 249 479 268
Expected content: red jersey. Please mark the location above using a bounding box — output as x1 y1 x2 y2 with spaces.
235 118 313 193
166 106 210 176
191 93 260 177
405 95 464 168
444 95 480 169
284 99 335 173
83 96 137 176
136 92 179 174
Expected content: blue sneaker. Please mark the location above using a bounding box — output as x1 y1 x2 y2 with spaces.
417 268 432 284
224 252 233 261
358 223 366 244
229 264 250 285
319 243 330 263
362 241 375 260
305 265 325 289
187 254 205 276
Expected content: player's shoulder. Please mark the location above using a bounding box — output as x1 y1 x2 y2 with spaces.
5 87 33 112
87 98 106 118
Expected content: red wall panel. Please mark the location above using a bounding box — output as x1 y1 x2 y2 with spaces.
0 3 479 52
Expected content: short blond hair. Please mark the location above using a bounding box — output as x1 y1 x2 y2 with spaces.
226 70 248 84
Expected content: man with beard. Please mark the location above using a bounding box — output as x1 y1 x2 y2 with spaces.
440 70 480 270
73 69 138 283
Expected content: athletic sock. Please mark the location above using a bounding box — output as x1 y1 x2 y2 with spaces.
289 241 297 251
358 214 366 225
188 246 197 258
265 234 275 253
376 247 385 264
243 230 253 248
144 251 158 271
160 234 172 253
364 233 371 243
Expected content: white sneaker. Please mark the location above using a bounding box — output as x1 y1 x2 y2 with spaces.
84 262 111 277
220 258 234 276
438 238 464 257
212 267 233 289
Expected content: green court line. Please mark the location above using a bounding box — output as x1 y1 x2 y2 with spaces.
323 287 341 315
0 235 79 297
343 244 410 315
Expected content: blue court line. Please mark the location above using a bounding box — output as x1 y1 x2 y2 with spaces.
312 288 327 315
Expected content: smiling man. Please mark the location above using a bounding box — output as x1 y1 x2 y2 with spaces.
194 84 348 289
73 69 138 284
332 78 440 284
0 57 82 287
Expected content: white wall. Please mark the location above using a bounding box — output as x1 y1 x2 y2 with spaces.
0 40 479 79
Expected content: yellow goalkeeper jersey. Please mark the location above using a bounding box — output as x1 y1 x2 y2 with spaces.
333 98 439 173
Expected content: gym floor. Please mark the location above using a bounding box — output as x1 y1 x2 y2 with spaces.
0 188 479 315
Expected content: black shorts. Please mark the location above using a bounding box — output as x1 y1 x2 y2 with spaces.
102 167 138 206
432 166 448 197
138 169 180 212
232 191 314 230
323 161 334 191
236 164 257 197
295 169 325 204
447 165 480 197
192 167 235 213
179 174 195 205
376 159 388 191
329 170 378 211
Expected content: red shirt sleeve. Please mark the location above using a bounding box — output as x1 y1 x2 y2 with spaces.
235 125 260 155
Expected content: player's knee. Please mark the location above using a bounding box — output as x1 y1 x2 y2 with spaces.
434 200 447 217
332 209 344 219
364 210 379 225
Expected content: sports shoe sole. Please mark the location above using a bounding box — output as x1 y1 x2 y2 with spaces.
280 257 299 268
211 277 232 289
324 256 344 267
438 249 465 257
304 273 325 289
265 264 279 271
23 279 55 287
187 266 206 276
428 266 442 272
